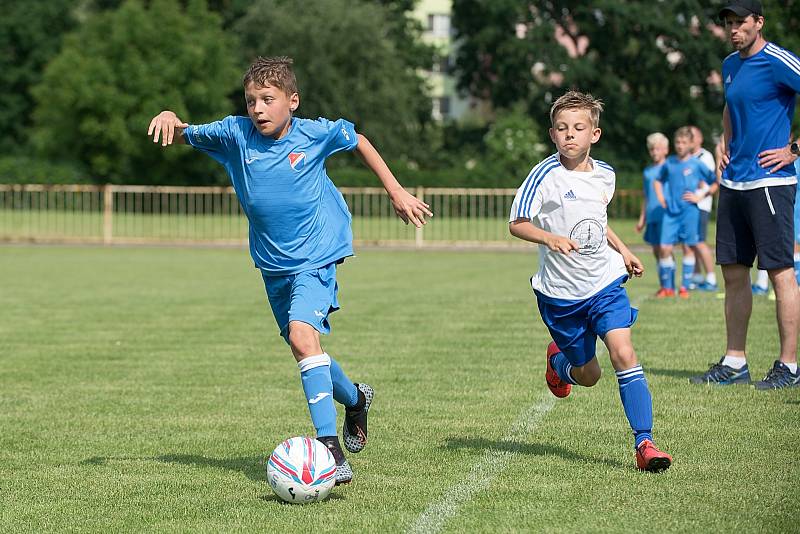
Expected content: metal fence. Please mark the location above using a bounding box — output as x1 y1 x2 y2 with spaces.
0 184 643 247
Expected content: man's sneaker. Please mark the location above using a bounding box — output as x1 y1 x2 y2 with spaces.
635 440 672 472
688 358 751 385
751 284 769 296
343 383 373 453
678 286 690 299
545 341 571 398
753 360 800 390
316 436 353 485
697 281 718 292
655 288 675 298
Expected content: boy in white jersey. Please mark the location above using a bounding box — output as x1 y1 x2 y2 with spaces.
509 91 672 472
147 57 432 485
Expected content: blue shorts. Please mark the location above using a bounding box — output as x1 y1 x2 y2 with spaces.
716 185 795 269
535 276 638 367
698 210 710 243
261 263 340 343
644 220 662 246
660 206 700 246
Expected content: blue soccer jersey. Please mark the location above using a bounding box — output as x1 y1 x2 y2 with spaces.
722 42 800 189
657 156 715 215
643 162 666 222
184 116 358 275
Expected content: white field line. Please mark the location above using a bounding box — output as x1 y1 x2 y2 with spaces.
407 394 556 534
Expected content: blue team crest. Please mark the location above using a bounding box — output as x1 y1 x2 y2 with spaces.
288 152 306 171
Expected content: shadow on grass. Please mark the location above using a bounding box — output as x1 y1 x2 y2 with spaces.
82 454 265 482
645 367 698 380
82 454 346 501
444 437 627 469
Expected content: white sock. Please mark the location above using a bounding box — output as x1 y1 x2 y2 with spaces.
721 355 747 369
705 272 716 285
755 270 769 289
783 362 798 374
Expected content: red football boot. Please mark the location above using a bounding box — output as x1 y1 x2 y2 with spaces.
545 341 572 398
655 288 675 298
635 439 673 472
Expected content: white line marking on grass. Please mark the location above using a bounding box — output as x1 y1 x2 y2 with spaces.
407 394 556 534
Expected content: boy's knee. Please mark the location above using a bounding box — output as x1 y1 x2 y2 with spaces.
288 322 320 357
573 363 601 387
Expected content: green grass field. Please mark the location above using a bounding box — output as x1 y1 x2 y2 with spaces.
1 245 795 533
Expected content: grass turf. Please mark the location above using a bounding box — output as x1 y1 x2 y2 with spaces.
0 245 795 532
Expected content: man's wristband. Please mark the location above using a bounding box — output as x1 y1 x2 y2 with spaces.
791 141 800 156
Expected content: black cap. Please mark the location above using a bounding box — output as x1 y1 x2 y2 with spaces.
719 0 763 20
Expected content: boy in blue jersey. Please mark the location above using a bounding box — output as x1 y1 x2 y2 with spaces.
636 132 671 296
147 56 433 484
652 127 715 298
509 91 672 472
691 0 799 389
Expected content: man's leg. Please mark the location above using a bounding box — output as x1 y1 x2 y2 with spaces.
768 267 799 364
722 264 752 357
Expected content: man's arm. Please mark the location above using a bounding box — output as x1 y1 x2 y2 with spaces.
719 105 731 174
147 111 188 146
509 218 578 254
354 133 432 227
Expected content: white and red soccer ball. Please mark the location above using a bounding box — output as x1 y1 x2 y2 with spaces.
266 436 336 504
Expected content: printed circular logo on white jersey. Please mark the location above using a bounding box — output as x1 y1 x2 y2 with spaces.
569 218 604 255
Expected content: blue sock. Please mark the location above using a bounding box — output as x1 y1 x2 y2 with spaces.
327 353 358 407
658 258 675 290
681 257 695 289
552 351 578 385
615 365 653 448
298 354 337 437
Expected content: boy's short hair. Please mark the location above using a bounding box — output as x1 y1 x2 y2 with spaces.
646 132 669 149
549 91 604 128
242 56 298 95
674 126 694 140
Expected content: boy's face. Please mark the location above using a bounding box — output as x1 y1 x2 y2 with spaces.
648 142 668 163
674 135 692 158
244 81 299 139
549 108 601 162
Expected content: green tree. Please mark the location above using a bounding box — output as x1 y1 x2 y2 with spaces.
0 1 78 154
234 0 435 165
452 1 731 172
30 0 240 184
482 106 548 181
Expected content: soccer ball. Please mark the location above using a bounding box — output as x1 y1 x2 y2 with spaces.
266 436 337 504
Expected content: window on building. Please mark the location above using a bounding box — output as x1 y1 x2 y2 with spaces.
427 14 451 38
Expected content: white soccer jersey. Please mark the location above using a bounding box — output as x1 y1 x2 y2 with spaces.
694 148 716 213
509 153 628 301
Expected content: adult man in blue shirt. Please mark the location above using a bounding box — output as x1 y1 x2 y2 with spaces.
690 0 800 389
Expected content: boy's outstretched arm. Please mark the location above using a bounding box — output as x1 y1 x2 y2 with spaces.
509 218 579 254
607 225 644 278
147 111 188 147
354 133 432 228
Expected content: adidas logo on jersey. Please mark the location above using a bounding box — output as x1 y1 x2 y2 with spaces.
725 74 732 84
564 189 577 201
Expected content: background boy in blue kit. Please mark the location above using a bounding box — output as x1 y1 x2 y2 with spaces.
653 127 716 298
636 132 671 296
509 91 672 472
147 56 432 485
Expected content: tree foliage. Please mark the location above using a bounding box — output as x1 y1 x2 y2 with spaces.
30 0 240 184
452 0 733 171
234 0 435 164
0 0 78 154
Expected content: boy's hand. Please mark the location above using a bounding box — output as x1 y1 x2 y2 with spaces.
388 188 433 228
623 251 645 278
545 235 580 254
682 191 701 204
148 111 188 146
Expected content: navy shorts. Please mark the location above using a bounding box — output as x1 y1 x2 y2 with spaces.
535 276 638 367
716 184 796 270
262 263 340 343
